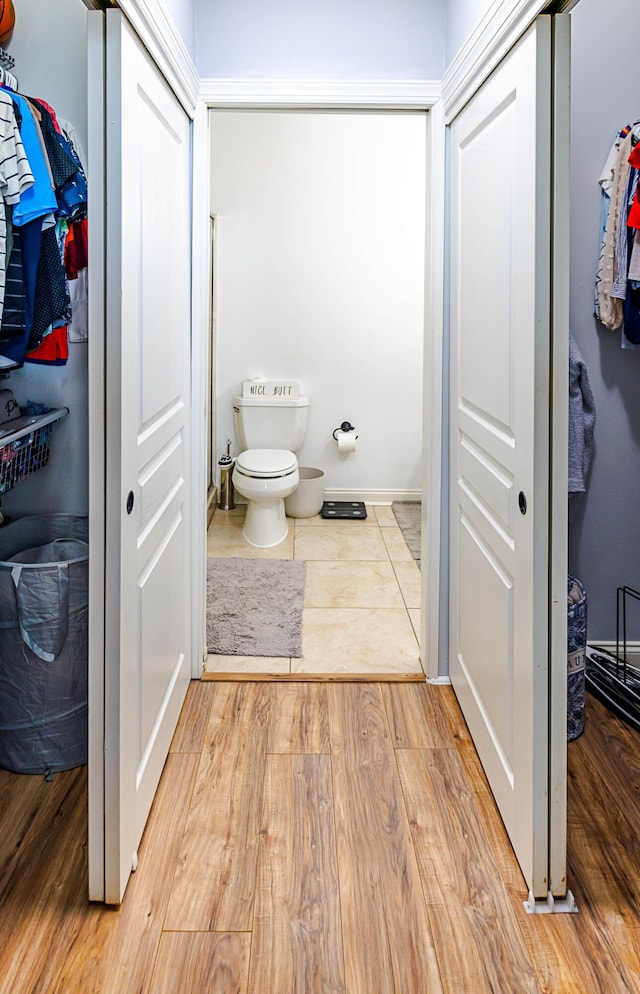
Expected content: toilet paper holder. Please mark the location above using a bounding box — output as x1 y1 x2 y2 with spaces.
332 421 358 441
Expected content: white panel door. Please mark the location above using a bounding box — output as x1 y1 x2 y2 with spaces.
101 10 192 904
449 18 555 898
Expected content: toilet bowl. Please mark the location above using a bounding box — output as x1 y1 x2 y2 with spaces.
233 448 300 547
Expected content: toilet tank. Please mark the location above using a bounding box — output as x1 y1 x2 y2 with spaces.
233 395 310 452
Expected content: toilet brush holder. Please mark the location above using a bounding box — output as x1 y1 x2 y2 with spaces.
218 440 236 511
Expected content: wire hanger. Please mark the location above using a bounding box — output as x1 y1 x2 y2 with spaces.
0 47 15 71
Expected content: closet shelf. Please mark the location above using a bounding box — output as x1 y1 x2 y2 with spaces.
0 408 68 495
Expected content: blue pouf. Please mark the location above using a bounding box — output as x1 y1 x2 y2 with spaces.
567 576 587 741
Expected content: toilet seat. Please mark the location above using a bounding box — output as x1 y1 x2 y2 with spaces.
235 448 298 478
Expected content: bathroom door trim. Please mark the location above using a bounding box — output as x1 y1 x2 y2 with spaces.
192 81 445 681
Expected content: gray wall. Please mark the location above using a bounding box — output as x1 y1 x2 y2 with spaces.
164 0 196 59
445 0 491 67
195 0 446 79
568 0 640 640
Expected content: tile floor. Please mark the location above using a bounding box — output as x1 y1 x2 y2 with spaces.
205 504 424 678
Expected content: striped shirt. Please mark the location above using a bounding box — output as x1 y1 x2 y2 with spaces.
0 90 34 323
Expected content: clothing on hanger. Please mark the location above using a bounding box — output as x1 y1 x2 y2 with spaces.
0 82 88 368
594 121 640 346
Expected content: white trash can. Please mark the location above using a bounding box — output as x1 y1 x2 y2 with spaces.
285 467 325 518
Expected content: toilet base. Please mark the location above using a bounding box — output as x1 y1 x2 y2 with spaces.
242 497 289 548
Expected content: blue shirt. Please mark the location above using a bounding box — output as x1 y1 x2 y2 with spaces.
7 93 57 226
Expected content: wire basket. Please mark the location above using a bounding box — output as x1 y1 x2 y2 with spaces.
0 426 53 495
0 408 68 496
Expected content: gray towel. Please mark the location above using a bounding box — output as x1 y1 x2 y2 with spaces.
568 331 596 496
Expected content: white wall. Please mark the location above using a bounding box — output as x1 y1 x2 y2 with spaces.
1 0 89 518
568 0 640 640
210 110 427 497
195 0 445 79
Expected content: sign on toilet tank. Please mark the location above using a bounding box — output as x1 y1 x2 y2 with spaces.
242 379 300 399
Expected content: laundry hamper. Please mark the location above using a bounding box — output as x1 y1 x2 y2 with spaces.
567 576 587 741
0 515 88 775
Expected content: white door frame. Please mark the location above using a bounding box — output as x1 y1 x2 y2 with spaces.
191 80 446 680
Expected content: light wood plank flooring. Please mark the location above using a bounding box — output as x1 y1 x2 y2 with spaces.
205 504 424 679
1 683 640 992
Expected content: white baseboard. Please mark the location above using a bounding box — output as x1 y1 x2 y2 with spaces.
588 640 640 666
323 488 421 504
427 675 451 685
213 490 421 509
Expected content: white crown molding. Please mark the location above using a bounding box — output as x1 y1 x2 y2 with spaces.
441 0 548 123
200 78 441 109
117 0 200 115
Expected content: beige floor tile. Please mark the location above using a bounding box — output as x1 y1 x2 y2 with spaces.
304 561 404 609
204 655 290 674
293 512 377 529
209 505 247 524
292 608 421 675
392 560 422 609
372 505 398 527
408 609 420 640
294 526 388 562
380 526 414 562
208 518 244 538
207 524 295 560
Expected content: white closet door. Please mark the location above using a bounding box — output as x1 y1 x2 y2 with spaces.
448 17 557 898
90 9 193 904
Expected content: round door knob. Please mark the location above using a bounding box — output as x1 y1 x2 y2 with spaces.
126 490 135 515
518 491 527 515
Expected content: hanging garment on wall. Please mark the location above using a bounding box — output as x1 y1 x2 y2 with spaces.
8 92 57 227
594 128 633 331
0 90 33 328
0 87 88 369
594 124 640 346
568 331 596 502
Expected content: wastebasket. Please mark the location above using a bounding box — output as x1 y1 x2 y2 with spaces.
0 514 88 775
567 575 586 741
285 467 325 518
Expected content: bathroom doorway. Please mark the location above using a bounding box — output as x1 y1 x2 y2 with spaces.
204 108 429 678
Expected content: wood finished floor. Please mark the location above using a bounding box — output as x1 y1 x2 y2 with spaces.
1 683 640 993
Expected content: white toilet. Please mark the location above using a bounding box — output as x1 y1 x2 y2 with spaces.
232 390 310 548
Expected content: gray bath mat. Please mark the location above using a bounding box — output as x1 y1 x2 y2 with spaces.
391 502 421 566
207 558 306 657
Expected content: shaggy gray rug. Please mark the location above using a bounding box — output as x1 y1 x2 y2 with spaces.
391 502 421 566
207 558 306 657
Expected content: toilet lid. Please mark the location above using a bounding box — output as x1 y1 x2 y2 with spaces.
235 448 298 477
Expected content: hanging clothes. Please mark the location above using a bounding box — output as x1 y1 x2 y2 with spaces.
594 128 632 331
0 90 32 342
0 84 88 369
568 331 596 504
594 124 640 346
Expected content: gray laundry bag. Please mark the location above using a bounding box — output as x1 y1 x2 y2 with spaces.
0 515 88 775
